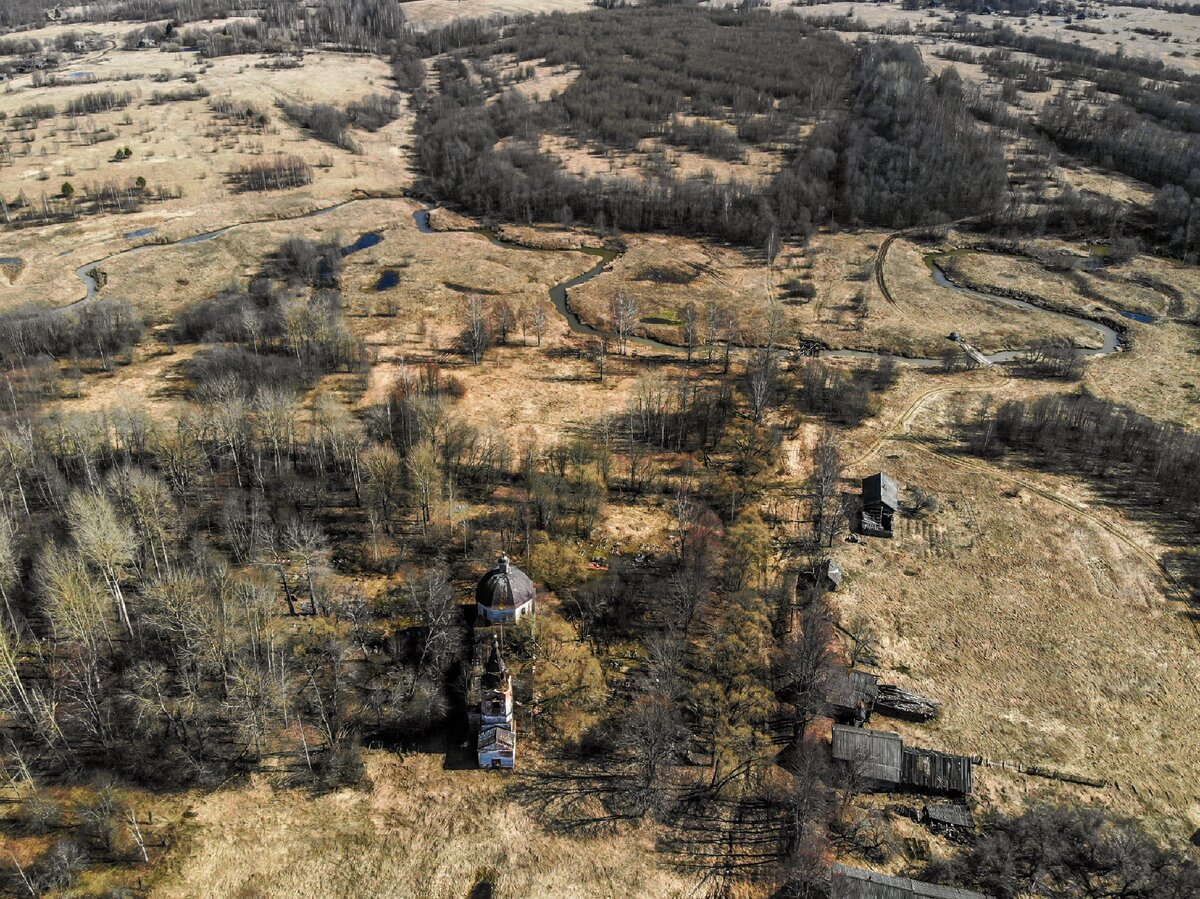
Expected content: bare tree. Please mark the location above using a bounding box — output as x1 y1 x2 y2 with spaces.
588 336 608 382
680 301 698 364
461 294 491 365
808 429 844 548
68 491 136 633
609 290 639 356
532 304 547 347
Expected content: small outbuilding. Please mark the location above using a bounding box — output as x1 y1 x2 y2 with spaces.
860 472 899 537
831 863 988 899
920 803 975 842
476 555 535 625
816 558 843 591
825 669 879 724
903 745 974 796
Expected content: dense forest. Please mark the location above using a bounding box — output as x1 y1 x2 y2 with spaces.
415 7 1009 249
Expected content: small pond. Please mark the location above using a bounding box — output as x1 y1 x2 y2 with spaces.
125 227 156 239
343 232 383 255
375 269 400 291
0 257 21 266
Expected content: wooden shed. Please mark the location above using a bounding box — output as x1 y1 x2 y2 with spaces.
902 746 974 796
825 670 880 724
861 473 899 537
921 803 975 842
831 863 988 899
831 725 902 786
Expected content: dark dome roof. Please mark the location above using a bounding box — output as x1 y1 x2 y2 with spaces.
476 555 535 610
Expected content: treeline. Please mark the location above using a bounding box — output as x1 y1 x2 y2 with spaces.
279 94 401 153
498 7 853 151
65 90 133 117
0 299 143 408
925 804 1200 898
778 42 1007 230
1039 87 1200 196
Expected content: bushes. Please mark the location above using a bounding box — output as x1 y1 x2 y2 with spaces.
279 101 360 153
346 93 402 132
924 804 1200 899
0 299 143 362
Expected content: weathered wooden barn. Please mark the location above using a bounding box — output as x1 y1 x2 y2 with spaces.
903 745 974 795
920 803 975 842
831 725 973 795
831 863 988 899
860 472 899 537
831 725 902 786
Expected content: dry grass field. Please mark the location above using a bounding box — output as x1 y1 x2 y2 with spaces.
149 752 698 899
821 376 1200 836
0 43 409 311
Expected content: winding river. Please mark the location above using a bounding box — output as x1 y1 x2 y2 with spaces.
33 197 1123 368
413 209 1124 365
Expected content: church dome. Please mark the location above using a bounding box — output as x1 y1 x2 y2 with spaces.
476 555 535 611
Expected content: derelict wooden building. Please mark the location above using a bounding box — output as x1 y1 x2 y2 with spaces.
831 725 973 796
860 472 899 537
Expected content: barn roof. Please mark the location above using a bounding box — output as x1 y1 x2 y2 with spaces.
831 725 902 784
923 803 973 829
862 473 899 510
478 724 515 753
832 863 989 899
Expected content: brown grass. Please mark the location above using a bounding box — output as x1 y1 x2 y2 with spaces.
825 384 1200 834
150 752 699 899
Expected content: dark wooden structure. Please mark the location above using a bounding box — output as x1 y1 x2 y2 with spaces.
825 669 879 724
819 558 843 590
831 725 902 787
832 863 988 899
875 684 940 722
903 746 973 796
920 803 975 842
860 473 898 537
831 725 973 796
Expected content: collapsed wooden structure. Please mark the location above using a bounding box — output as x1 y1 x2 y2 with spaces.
832 863 988 899
875 684 941 722
831 725 973 796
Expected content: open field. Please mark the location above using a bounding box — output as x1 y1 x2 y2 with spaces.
150 752 698 899
784 1 1200 73
0 43 410 311
824 378 1200 834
